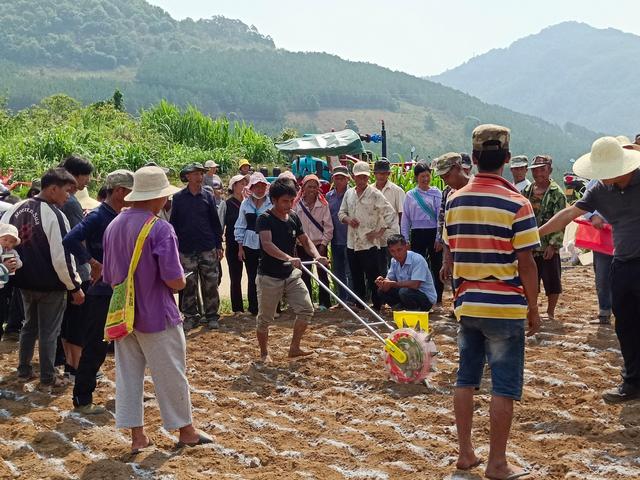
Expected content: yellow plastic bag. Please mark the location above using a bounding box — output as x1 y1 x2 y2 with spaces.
104 216 158 341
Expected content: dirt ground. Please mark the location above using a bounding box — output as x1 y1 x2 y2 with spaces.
1 266 639 479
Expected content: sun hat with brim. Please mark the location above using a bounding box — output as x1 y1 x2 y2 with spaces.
75 187 101 210
179 163 208 183
228 174 248 190
0 223 21 246
125 166 181 202
239 158 251 168
352 161 371 177
573 136 640 180
248 172 269 188
204 160 218 168
615 135 632 146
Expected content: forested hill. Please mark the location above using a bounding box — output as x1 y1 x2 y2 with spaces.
0 0 601 169
433 22 640 135
0 0 274 69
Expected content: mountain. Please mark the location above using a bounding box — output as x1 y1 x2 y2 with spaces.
0 1 602 172
432 22 640 135
0 0 273 69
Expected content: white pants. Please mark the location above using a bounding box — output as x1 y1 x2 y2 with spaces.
115 325 193 430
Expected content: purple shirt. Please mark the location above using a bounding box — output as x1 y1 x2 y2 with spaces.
103 208 184 333
401 187 442 241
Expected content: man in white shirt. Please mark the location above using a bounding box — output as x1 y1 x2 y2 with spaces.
372 159 405 271
510 155 531 192
338 161 396 310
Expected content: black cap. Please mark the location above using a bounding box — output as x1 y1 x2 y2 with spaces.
179 162 207 182
459 153 472 168
373 159 391 173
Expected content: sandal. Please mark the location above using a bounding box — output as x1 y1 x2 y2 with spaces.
131 440 154 455
176 433 213 448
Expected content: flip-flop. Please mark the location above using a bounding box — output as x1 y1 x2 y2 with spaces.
486 471 530 480
176 433 213 448
287 351 316 362
131 440 153 455
456 458 483 471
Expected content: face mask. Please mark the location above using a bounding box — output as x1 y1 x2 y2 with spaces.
252 192 266 200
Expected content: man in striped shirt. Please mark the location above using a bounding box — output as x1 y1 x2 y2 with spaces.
442 124 540 480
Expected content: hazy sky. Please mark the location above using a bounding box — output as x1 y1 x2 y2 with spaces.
148 0 640 77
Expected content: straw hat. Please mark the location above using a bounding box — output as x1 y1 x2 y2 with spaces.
124 166 180 202
615 135 632 146
75 187 100 210
573 136 640 180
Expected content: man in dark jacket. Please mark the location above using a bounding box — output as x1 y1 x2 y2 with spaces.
59 154 94 377
63 170 133 414
2 168 84 388
170 163 223 331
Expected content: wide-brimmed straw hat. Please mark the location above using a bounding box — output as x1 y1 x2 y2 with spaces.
573 136 640 180
75 187 101 210
125 166 180 202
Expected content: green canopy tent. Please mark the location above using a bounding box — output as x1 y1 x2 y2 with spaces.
275 129 365 157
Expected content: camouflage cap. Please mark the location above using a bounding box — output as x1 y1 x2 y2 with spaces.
432 152 462 176
105 169 134 189
510 155 529 168
472 124 511 152
529 155 553 169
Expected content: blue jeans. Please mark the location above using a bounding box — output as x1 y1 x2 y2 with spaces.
380 287 433 311
331 244 351 302
593 251 613 316
456 316 525 401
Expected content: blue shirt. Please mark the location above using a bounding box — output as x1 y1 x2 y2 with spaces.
234 197 272 250
387 250 437 304
170 187 223 254
63 202 117 296
326 189 348 246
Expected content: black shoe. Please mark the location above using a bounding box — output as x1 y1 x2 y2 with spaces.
602 384 640 404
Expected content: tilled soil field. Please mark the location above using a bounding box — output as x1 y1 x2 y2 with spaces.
1 266 639 479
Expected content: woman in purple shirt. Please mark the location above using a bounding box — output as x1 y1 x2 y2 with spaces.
401 162 443 304
103 166 211 454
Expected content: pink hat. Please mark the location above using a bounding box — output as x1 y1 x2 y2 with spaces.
248 172 269 188
278 170 297 181
301 174 320 186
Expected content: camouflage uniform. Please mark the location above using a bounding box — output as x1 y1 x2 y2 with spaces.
523 180 567 251
180 250 220 325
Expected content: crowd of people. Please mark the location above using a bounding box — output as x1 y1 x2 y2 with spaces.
0 127 638 479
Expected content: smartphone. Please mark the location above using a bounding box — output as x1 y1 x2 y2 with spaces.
1 252 16 275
